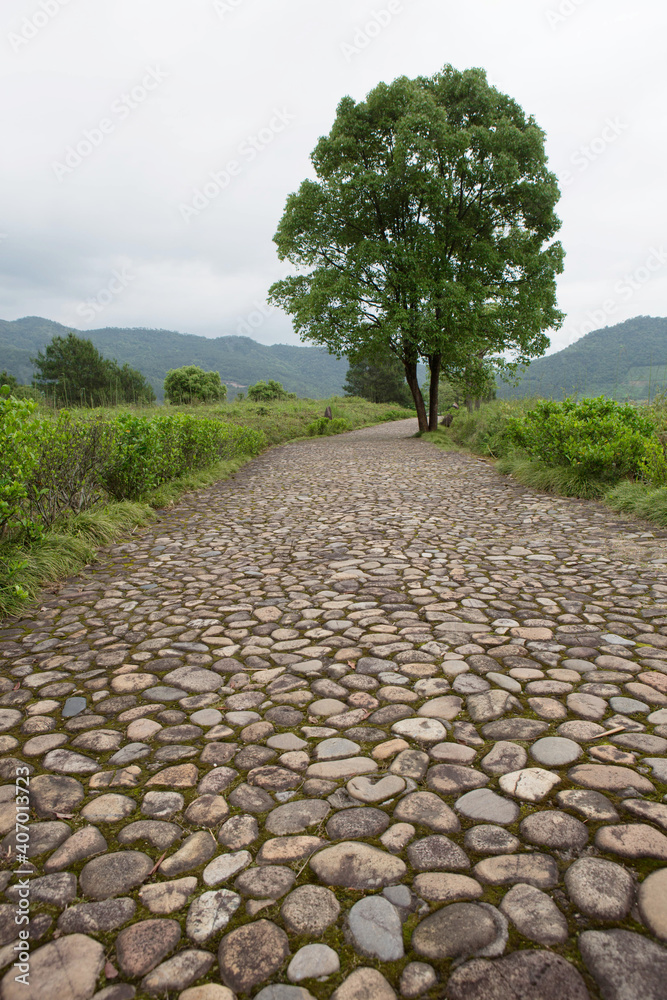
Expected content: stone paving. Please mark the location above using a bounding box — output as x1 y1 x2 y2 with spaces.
1 418 667 1000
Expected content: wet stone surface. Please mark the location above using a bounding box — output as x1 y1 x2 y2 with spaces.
1 418 666 998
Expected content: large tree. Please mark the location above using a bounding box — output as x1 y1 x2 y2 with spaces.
269 66 564 432
32 332 155 406
343 347 413 406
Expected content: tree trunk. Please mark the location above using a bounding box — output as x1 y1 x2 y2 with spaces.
428 353 441 432
404 358 428 432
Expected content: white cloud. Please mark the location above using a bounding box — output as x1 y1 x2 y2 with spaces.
1 0 666 353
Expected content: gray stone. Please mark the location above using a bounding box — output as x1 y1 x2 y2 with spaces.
391 718 449 743
638 869 667 941
234 864 296 898
200 845 250 884
530 736 582 766
218 919 290 995
499 884 568 944
117 820 182 850
427 764 489 795
474 853 559 888
107 743 150 765
447 951 590 1000
393 791 459 833
347 774 405 802
218 814 259 848
331 968 396 1000
7 872 76 907
315 738 360 759
390 749 429 779
407 834 470 871
609 696 649 714
81 794 136 824
0 933 105 1000
57 897 136 934
412 902 497 959
139 877 198 914
266 799 329 835
287 944 340 982
520 810 589 851
347 896 404 961
565 857 635 920
309 842 406 889
481 741 527 775
482 719 548 741
30 774 84 817
556 789 620 821
281 885 341 936
455 789 519 825
159 830 217 876
115 918 181 977
399 962 437 998
141 790 184 818
580 928 667 1000
255 989 317 1000
80 851 154 899
499 768 560 802
62 696 87 717
141 949 215 996
327 807 390 839
186 889 242 942
464 825 520 855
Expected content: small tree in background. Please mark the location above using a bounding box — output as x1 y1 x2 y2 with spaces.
247 379 296 401
164 366 227 404
343 348 413 407
32 332 155 406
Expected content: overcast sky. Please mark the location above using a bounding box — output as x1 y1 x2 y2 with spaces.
1 0 665 355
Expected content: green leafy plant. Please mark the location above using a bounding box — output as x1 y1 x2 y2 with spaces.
247 379 296 401
306 416 352 436
507 396 666 483
164 366 227 405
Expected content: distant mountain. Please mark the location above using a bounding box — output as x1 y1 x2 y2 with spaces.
499 316 667 401
0 317 351 401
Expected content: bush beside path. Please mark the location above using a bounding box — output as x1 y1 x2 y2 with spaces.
0 419 666 998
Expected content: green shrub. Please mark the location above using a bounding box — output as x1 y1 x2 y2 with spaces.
306 416 352 436
247 379 296 401
27 412 115 527
507 396 666 483
103 412 264 499
0 391 42 537
164 366 227 404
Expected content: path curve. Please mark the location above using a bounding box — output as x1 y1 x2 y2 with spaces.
1 419 667 1000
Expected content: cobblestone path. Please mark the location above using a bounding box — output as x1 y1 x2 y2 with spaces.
1 419 667 1000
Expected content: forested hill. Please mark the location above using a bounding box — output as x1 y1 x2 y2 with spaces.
0 317 350 400
499 316 667 401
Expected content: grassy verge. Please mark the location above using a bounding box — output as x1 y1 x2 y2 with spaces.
423 399 667 528
0 398 413 617
134 395 414 448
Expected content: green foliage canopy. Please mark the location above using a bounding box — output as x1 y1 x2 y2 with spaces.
31 332 155 406
270 64 564 432
164 365 227 404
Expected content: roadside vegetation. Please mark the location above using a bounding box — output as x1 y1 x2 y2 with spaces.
424 394 667 528
0 385 412 616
